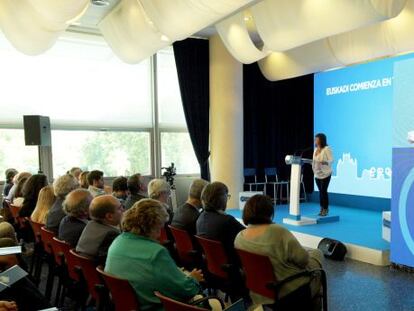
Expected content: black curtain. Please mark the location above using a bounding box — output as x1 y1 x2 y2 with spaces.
244 63 315 192
173 39 210 180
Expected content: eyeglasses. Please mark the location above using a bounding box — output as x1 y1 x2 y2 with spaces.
227 194 231 201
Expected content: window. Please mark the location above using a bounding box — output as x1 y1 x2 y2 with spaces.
161 132 199 175
157 47 199 175
0 129 39 176
52 130 151 177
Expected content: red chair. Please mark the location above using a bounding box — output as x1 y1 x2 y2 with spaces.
154 291 208 311
159 227 169 245
40 227 56 299
236 248 328 311
69 250 107 309
168 225 200 267
194 236 231 279
9 204 27 229
28 218 45 281
96 266 140 311
50 237 71 306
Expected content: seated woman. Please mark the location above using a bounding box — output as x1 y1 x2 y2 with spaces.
105 199 204 311
234 195 323 309
196 182 245 264
11 173 32 207
30 185 56 225
19 174 48 217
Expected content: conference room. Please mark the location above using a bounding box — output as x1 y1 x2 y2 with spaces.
0 0 413 310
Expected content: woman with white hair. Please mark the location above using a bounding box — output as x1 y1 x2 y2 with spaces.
147 178 173 220
46 174 79 234
105 199 204 311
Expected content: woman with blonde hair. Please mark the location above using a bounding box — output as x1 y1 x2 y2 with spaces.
79 171 89 189
31 185 56 225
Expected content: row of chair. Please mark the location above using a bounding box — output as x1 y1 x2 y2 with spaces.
244 167 307 203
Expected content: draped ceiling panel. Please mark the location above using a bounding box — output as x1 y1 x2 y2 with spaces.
1 0 414 80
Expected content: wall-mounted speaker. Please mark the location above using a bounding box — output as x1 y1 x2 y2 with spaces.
23 115 51 146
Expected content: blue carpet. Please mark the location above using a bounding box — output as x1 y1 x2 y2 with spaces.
227 203 390 250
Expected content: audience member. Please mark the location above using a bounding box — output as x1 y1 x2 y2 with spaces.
2 168 18 197
76 195 121 263
10 173 32 207
0 301 17 311
148 178 173 219
235 195 323 308
0 222 18 244
171 179 209 235
87 170 105 197
105 199 203 311
19 174 48 217
0 238 50 310
5 171 30 202
124 174 146 210
196 182 245 263
79 171 89 189
58 189 91 247
112 176 128 204
46 174 79 234
69 167 82 180
31 185 56 225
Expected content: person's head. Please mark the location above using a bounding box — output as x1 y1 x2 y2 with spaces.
87 170 104 189
188 179 209 206
148 179 171 204
53 174 79 199
63 189 92 219
122 199 169 241
14 172 32 198
315 133 327 149
22 174 48 203
79 171 89 189
89 195 123 226
201 182 229 212
127 173 145 195
32 185 56 224
242 195 274 226
0 222 17 243
112 176 128 199
69 167 82 179
4 168 18 184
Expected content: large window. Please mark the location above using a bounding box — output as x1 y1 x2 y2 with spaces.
157 47 199 175
0 32 200 179
52 130 151 177
0 129 38 176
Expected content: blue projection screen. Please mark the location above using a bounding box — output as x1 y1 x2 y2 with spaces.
313 56 410 198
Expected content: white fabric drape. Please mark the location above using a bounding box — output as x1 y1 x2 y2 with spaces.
259 0 414 80
251 0 406 52
216 11 269 64
0 0 89 55
140 0 255 40
98 0 171 64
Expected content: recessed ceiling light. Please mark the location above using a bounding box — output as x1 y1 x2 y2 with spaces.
91 0 110 6
160 35 170 42
244 16 251 21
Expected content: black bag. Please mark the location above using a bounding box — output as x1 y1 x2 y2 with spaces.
317 238 347 260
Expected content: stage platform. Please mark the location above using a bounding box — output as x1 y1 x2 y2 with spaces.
227 203 390 266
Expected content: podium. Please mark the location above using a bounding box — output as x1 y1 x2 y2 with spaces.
282 155 340 226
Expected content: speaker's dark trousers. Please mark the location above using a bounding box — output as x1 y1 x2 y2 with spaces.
315 175 331 210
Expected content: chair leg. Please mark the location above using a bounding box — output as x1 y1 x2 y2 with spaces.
44 259 55 300
55 275 62 307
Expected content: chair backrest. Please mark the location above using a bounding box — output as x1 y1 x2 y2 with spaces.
66 248 82 282
51 237 71 267
168 225 197 265
9 204 20 219
236 248 276 300
243 168 256 178
154 291 208 311
40 227 55 255
69 249 103 301
159 226 169 245
96 266 140 311
29 218 43 244
195 235 229 279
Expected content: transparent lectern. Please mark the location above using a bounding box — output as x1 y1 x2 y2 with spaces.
283 155 316 225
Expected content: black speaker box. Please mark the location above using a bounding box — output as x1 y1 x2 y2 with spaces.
23 115 51 146
317 237 347 261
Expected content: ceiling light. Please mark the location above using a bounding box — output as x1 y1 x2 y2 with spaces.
91 0 110 6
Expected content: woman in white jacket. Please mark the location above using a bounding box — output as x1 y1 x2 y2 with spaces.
312 133 334 216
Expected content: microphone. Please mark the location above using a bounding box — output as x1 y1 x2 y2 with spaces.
294 146 313 157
